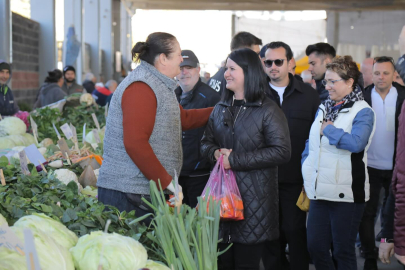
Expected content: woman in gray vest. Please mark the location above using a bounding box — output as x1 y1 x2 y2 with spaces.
302 56 376 270
97 32 213 220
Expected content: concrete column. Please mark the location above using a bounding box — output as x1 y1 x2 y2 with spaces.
326 11 340 49
99 0 113 82
64 0 83 83
83 0 100 81
31 0 56 83
0 0 11 63
120 2 132 74
112 0 121 81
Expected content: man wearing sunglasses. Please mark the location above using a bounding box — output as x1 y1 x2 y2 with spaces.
207 31 262 95
359 56 405 270
263 41 320 270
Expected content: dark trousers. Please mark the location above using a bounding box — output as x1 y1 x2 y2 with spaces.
278 183 309 270
359 167 392 259
307 200 365 270
179 174 209 208
219 240 279 270
98 187 154 225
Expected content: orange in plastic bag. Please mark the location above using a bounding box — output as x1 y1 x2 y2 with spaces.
200 155 244 221
220 193 244 220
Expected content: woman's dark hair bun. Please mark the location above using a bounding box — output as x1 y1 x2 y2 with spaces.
131 32 176 65
44 69 63 83
131 41 149 59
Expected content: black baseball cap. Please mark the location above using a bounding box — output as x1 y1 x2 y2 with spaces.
180 50 199 68
63 65 76 75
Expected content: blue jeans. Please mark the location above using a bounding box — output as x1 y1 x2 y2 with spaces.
307 200 365 270
98 187 154 225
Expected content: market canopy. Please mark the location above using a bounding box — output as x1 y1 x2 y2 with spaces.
124 0 405 11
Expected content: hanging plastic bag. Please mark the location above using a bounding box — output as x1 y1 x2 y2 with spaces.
201 155 244 221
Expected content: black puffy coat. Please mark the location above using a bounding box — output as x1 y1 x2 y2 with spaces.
201 95 291 244
266 74 320 184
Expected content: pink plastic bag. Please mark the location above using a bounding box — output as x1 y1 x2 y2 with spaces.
201 155 244 221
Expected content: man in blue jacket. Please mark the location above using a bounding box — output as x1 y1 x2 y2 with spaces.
0 61 19 116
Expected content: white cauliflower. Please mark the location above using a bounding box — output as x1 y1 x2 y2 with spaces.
79 93 94 106
54 169 83 193
40 138 54 148
38 147 47 156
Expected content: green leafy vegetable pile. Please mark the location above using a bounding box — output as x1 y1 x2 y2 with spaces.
30 107 62 142
30 102 105 143
0 156 159 260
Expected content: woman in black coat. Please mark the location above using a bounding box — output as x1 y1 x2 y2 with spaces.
201 48 291 270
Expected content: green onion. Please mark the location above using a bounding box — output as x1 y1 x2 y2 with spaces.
131 181 229 270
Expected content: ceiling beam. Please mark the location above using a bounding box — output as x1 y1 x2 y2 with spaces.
126 0 405 11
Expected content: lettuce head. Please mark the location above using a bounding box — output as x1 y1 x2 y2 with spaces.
13 213 78 250
144 260 171 270
70 231 148 270
0 226 74 270
0 117 26 136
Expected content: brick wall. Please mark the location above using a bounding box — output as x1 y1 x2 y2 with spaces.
11 12 40 107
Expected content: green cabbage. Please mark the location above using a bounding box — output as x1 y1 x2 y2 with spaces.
0 250 26 270
0 117 26 136
0 213 7 226
144 260 171 270
0 136 15 149
8 135 30 147
22 133 36 145
70 231 148 270
0 134 35 149
0 226 75 270
13 213 78 250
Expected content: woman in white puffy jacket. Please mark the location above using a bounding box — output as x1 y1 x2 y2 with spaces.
301 56 376 270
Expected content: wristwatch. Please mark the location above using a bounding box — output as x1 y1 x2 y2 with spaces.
381 238 394 243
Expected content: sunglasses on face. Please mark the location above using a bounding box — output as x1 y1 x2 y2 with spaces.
263 59 286 68
373 56 395 65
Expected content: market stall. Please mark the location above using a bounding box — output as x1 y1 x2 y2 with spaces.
0 94 223 270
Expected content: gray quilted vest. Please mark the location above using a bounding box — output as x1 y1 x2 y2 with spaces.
97 61 182 195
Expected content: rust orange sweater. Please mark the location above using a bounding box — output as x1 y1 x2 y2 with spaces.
122 82 213 189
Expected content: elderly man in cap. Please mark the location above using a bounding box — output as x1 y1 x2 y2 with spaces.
62 65 84 95
175 50 220 208
0 61 19 116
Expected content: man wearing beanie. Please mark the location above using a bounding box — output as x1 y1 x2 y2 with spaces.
62 65 84 95
0 61 19 116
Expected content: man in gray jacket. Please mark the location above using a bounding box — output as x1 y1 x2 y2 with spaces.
62 66 84 95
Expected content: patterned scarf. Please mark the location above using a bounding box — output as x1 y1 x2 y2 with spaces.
323 85 364 122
